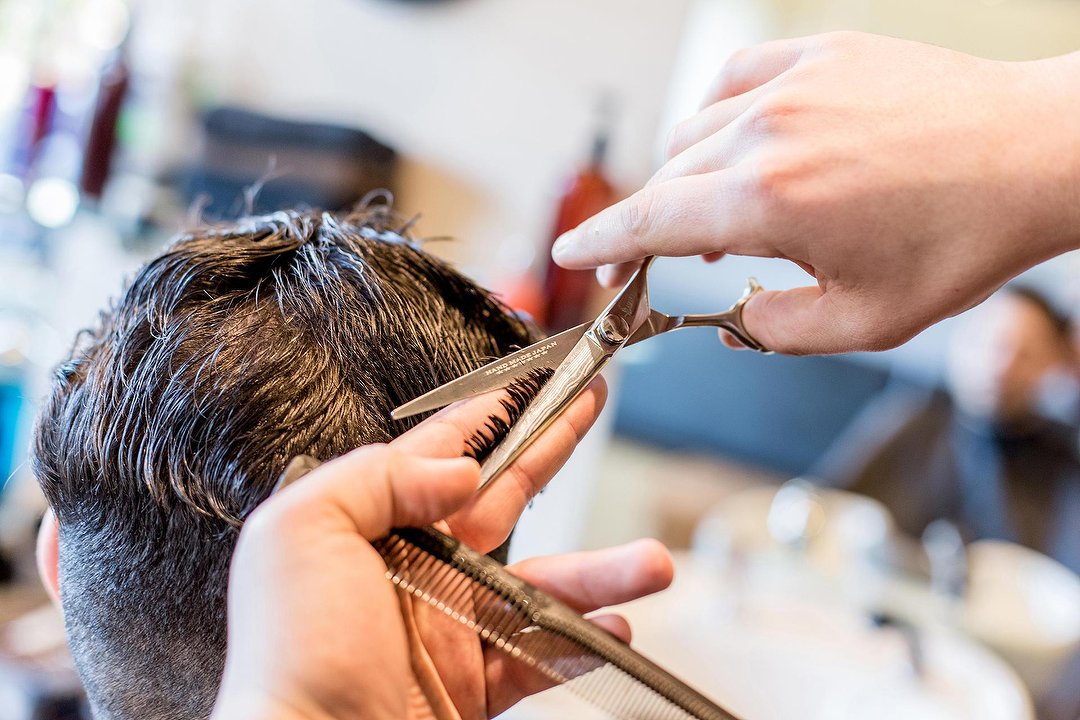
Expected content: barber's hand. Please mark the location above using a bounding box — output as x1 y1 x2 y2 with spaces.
212 380 675 720
552 32 1080 354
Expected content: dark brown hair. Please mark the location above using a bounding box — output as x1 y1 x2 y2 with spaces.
32 205 535 719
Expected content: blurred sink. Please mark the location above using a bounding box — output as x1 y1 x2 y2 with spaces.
501 552 1032 720
961 540 1080 698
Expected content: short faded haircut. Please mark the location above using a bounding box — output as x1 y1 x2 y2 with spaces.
32 206 535 719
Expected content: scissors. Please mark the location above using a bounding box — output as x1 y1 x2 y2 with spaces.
391 257 770 488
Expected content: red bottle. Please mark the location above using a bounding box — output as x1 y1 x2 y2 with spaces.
12 82 57 175
80 42 130 200
540 125 617 332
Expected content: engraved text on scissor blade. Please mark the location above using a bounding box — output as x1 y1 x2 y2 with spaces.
483 341 560 378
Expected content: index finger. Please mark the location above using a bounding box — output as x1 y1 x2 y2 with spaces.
552 171 775 271
391 376 608 552
390 377 604 465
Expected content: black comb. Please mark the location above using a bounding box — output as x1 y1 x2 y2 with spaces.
376 526 740 720
275 457 740 720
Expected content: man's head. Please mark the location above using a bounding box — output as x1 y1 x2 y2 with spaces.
948 285 1076 424
32 206 535 719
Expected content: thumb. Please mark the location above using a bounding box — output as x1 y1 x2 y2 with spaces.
261 446 480 541
737 285 866 356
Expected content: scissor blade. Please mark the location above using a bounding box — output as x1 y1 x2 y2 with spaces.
478 332 610 488
391 322 591 420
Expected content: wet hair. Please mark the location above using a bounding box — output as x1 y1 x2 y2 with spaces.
32 205 538 719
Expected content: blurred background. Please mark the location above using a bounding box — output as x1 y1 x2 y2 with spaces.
1 0 1079 718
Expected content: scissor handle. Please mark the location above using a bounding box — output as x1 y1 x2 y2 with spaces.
679 278 771 353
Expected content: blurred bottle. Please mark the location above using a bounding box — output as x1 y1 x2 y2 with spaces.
8 81 57 178
538 100 619 332
79 35 131 202
27 84 56 160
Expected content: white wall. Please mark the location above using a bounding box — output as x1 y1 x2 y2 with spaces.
664 0 1080 157
781 0 1080 60
162 0 695 283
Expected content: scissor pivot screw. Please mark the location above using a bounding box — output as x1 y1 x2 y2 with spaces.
597 315 630 344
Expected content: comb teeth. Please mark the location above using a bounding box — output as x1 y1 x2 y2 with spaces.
374 527 740 720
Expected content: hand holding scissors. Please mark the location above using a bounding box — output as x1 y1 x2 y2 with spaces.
393 257 769 487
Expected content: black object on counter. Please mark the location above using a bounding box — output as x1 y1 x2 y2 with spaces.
180 107 397 218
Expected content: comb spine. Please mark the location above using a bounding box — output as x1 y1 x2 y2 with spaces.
379 527 741 720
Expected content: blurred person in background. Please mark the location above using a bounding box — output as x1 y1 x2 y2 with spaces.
813 286 1080 573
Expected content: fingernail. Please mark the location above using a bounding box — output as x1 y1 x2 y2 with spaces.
718 329 749 350
273 455 322 493
596 265 615 287
551 233 573 262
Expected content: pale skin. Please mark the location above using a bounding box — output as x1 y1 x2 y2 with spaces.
552 32 1080 355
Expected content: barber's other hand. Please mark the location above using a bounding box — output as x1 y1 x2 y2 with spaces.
212 383 674 720
552 32 1080 354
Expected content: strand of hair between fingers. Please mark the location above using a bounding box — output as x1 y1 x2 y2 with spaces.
463 368 554 462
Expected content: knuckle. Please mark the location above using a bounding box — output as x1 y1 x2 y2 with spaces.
354 442 392 461
710 46 755 99
664 122 688 160
746 154 798 210
240 502 279 540
512 465 540 505
240 495 310 546
342 443 397 481
748 94 801 134
723 46 753 78
371 444 403 474
345 444 393 468
620 194 657 247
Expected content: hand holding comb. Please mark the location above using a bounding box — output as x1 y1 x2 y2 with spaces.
275 455 742 720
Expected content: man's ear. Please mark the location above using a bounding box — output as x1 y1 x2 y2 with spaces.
36 509 61 608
